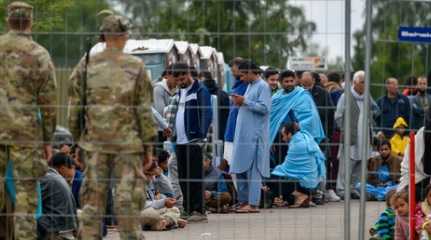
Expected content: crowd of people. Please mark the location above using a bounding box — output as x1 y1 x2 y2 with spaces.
148 56 431 239
2 2 431 239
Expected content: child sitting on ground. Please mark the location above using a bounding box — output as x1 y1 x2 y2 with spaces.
390 117 410 157
369 189 397 240
203 157 232 213
141 160 187 231
154 151 175 198
394 191 410 240
157 150 170 176
415 185 431 240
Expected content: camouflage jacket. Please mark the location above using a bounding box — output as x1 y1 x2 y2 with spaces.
68 48 155 154
0 31 57 147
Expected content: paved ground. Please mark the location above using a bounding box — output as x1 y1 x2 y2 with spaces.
106 201 386 240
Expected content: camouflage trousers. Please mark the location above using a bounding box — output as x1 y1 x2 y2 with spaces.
79 151 146 240
0 145 48 240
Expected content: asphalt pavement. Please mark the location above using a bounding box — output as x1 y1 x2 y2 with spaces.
105 201 386 240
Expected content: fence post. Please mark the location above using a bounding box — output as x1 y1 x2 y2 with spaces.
409 130 416 240
359 0 373 239
344 0 352 239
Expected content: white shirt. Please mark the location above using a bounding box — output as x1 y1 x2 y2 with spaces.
175 83 193 144
398 127 427 191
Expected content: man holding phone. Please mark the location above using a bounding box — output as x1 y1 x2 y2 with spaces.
230 60 272 213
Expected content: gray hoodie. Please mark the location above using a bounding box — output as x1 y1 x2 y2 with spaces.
153 79 175 117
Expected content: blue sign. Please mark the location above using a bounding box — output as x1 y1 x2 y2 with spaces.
399 27 431 43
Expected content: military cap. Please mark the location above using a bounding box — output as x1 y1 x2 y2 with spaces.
53 126 74 149
7 1 33 20
98 11 130 34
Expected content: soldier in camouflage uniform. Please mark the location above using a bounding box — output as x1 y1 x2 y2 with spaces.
0 1 57 239
68 12 155 240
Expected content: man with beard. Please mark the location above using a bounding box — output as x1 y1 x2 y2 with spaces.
164 63 212 221
399 107 431 202
268 70 326 205
270 70 325 144
365 140 401 201
230 60 271 213
410 76 431 131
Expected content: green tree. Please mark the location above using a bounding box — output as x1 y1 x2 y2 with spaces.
352 0 431 97
0 0 110 67
0 0 73 32
1 0 110 126
114 0 316 68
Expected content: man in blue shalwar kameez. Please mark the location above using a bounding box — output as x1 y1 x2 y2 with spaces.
230 60 272 213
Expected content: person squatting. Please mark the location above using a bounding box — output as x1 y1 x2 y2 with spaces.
2 2 431 240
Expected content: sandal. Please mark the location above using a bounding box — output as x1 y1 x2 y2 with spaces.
235 204 261 213
249 206 260 213
235 204 251 213
289 197 310 208
230 203 247 213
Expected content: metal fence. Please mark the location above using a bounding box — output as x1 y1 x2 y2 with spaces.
3 0 431 239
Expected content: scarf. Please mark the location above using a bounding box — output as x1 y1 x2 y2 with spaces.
270 87 325 144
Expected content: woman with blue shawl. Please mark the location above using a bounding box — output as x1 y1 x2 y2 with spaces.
271 122 326 208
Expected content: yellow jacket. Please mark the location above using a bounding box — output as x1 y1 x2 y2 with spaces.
390 117 410 156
